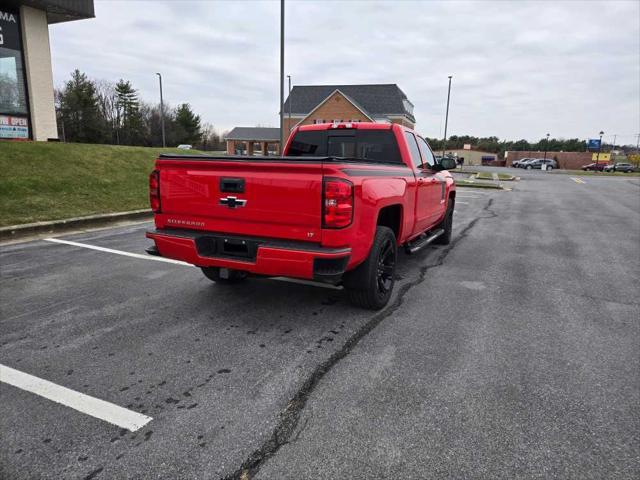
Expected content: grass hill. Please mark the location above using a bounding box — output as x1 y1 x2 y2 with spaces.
0 141 206 227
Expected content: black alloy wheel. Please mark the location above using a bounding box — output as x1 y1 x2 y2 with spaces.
376 237 396 295
344 226 397 310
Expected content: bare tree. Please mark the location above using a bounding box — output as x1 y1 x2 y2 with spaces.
95 80 119 144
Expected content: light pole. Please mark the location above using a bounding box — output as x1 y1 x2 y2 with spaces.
595 130 604 171
156 73 166 148
287 75 292 136
543 133 550 161
279 0 285 154
442 75 452 159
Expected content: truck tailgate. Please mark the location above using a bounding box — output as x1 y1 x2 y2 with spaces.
157 158 323 242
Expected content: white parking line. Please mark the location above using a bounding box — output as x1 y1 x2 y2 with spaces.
456 201 469 205
0 364 152 432
44 238 192 266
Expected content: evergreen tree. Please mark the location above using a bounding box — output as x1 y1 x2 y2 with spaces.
175 103 202 145
58 70 107 143
115 79 143 145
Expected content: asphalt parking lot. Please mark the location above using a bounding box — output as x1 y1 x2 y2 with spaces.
1 168 639 479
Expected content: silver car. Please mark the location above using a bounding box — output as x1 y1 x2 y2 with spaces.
523 158 557 170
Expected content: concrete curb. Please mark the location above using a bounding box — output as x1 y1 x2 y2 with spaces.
0 210 152 242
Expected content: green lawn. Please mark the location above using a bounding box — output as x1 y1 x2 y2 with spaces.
0 142 202 227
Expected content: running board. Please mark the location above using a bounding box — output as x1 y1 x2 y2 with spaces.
404 228 445 254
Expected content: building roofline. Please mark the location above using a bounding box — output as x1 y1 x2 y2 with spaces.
4 0 95 23
224 127 280 142
293 89 375 127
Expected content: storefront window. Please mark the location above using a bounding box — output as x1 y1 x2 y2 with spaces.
0 8 29 138
0 55 27 114
1 9 27 114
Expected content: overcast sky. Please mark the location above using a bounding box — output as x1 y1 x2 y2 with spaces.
50 0 639 144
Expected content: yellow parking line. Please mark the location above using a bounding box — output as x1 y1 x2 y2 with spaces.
571 177 586 184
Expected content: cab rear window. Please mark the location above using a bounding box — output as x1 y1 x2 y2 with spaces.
287 130 403 164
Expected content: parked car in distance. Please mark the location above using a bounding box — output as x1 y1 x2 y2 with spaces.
581 162 607 171
523 158 557 170
517 158 538 169
512 158 533 168
603 162 635 173
177 144 193 150
146 122 457 310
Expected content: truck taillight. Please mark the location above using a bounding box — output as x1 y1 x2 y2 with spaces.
323 178 353 228
149 170 161 213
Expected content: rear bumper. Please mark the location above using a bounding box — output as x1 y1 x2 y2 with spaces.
146 228 351 282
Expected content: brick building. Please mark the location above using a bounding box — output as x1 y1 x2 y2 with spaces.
225 127 280 155
282 84 416 136
226 84 416 154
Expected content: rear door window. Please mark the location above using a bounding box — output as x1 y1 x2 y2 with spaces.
287 130 326 156
288 129 403 164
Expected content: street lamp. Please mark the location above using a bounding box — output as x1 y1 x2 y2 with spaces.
441 75 453 159
595 130 604 171
279 0 285 153
543 133 550 161
156 73 166 148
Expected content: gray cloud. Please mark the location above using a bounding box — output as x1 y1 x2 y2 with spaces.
50 0 639 143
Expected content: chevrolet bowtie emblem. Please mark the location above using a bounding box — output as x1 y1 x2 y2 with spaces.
219 196 247 208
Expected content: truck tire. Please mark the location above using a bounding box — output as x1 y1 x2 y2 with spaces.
344 226 397 310
433 199 454 245
201 267 247 284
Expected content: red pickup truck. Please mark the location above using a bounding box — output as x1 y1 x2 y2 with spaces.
146 122 456 309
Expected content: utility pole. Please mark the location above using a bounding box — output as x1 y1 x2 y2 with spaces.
441 75 452 159
287 74 292 136
279 0 285 155
156 73 166 148
635 133 640 168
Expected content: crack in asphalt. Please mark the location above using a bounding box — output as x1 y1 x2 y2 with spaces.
221 198 497 480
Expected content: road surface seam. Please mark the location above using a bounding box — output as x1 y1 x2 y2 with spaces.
222 199 498 480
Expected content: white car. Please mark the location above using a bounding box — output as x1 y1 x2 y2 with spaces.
177 144 193 150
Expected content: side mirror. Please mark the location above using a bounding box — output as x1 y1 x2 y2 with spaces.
439 157 457 171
